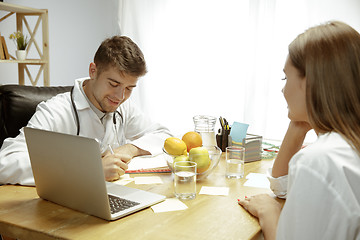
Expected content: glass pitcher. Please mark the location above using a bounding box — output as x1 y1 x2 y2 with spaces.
193 115 217 147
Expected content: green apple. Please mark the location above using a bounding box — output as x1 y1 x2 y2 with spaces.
189 147 211 173
173 155 190 168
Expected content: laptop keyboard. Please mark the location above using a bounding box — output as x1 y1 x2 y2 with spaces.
108 195 140 214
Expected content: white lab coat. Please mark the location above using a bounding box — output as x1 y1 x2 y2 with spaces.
0 78 172 186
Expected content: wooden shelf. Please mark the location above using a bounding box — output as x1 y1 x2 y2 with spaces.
0 3 46 14
0 59 47 64
0 2 49 86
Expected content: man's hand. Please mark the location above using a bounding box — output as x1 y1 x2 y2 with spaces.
102 151 131 181
101 144 150 181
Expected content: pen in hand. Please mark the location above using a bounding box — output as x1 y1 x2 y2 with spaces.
108 144 115 154
107 144 131 165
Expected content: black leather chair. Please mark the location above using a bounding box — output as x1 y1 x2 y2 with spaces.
0 84 72 147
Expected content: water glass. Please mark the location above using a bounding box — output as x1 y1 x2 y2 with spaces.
174 161 197 200
225 146 245 178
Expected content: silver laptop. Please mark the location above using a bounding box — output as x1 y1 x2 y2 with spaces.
24 127 165 221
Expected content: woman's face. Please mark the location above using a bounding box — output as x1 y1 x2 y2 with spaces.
282 56 309 122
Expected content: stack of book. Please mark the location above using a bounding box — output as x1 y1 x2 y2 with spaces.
228 134 263 162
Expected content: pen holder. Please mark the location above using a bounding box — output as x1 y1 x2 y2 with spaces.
228 134 262 163
216 127 231 152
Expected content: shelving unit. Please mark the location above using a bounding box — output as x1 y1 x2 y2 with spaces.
0 2 49 86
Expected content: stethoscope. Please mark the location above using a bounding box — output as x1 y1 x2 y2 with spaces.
70 87 124 146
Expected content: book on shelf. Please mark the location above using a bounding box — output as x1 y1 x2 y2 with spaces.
0 33 4 60
1 36 10 60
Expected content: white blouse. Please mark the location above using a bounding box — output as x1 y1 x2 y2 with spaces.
269 132 360 239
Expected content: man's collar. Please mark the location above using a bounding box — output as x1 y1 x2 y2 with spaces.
73 77 92 110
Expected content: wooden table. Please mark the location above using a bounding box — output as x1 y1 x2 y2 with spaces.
0 155 281 240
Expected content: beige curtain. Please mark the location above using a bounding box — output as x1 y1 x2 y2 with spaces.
117 0 360 141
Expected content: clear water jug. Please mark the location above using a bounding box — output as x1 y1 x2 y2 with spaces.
193 115 217 147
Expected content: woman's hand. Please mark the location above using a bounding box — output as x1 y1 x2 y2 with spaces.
288 120 312 135
238 194 281 218
238 194 282 240
272 121 312 178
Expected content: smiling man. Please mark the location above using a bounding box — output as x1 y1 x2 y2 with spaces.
0 36 172 185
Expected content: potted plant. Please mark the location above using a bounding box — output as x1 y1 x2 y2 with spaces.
9 31 29 60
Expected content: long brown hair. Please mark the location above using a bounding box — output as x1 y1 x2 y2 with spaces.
289 21 360 153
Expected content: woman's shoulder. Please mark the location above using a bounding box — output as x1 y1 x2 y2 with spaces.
290 131 360 184
293 132 356 163
288 131 360 213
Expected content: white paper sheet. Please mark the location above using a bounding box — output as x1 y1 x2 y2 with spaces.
151 198 188 213
134 176 163 185
199 186 229 196
243 173 270 189
112 174 134 186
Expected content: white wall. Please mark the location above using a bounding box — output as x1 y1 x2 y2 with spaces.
0 0 119 86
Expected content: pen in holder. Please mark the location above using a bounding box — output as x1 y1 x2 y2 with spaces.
216 128 230 152
216 116 231 152
228 134 262 163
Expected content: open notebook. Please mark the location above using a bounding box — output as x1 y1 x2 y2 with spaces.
126 154 171 174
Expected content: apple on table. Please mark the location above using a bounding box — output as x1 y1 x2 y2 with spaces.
189 147 211 173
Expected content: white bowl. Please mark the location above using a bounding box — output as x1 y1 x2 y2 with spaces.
163 145 222 181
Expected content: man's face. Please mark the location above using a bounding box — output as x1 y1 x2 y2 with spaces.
87 63 138 113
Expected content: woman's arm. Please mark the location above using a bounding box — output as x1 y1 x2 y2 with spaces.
272 121 312 178
238 194 282 240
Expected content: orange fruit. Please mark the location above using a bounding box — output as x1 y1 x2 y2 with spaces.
182 131 202 152
164 137 187 155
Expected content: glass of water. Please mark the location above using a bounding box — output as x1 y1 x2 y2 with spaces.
225 146 245 178
174 161 197 200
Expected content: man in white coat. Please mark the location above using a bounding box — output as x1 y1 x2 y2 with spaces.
0 36 172 186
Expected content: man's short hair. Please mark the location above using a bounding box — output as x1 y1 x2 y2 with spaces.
94 36 147 77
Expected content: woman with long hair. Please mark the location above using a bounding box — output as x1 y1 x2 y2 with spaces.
239 21 360 240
